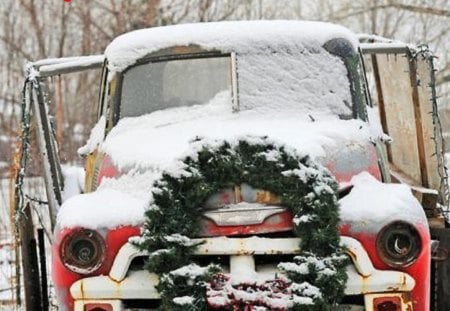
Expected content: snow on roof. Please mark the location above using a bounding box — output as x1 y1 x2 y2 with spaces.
105 20 359 72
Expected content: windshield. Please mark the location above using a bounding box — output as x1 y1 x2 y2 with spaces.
119 46 359 121
120 56 231 118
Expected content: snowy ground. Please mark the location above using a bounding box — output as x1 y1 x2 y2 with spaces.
0 243 15 306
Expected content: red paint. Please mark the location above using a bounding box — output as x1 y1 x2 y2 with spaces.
96 154 120 187
85 303 113 311
340 222 430 311
325 143 382 184
53 225 140 310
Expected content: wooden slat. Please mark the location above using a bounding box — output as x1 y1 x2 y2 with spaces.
408 57 430 187
371 54 392 162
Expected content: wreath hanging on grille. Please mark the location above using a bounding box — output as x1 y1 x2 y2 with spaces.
135 137 347 310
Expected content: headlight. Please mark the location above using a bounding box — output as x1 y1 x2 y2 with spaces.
60 228 105 274
376 221 421 268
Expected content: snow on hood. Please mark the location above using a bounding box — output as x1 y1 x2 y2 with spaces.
57 96 374 229
100 91 371 172
57 101 424 231
105 20 359 73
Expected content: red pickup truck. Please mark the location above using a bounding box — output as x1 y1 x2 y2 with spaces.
23 20 448 311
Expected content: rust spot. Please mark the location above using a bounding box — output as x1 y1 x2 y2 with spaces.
80 280 85 298
386 273 409 292
432 246 448 261
173 46 195 54
237 239 245 255
360 273 369 294
401 292 413 311
255 190 281 204
373 296 402 310
345 248 357 263
234 185 242 203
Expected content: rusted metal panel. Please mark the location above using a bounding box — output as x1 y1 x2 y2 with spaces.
195 236 301 255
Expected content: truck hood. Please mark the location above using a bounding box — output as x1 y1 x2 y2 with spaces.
60 99 393 230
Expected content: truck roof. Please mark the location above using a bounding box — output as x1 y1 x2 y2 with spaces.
105 20 358 73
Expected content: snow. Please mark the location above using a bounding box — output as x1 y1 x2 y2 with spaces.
278 261 309 275
367 107 392 144
173 296 194 305
105 20 359 73
290 282 322 299
0 243 14 303
101 94 370 171
61 165 85 202
77 116 105 156
170 263 211 278
359 42 410 51
25 64 39 83
56 187 146 229
206 275 323 309
237 48 352 117
59 96 371 229
30 55 104 68
339 172 427 225
57 169 161 229
36 55 104 77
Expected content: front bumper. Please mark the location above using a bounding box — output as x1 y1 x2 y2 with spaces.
71 236 414 310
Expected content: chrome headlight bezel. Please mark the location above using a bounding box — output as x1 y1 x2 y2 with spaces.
376 221 422 268
60 228 105 274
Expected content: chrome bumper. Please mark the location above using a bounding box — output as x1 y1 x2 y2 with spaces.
72 236 414 310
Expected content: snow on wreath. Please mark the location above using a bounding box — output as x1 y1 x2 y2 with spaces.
133 136 348 310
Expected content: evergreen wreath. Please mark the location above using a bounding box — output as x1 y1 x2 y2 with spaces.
135 137 347 310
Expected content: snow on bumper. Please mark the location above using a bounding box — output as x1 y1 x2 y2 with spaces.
71 236 415 310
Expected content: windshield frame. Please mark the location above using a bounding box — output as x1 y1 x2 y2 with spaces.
108 42 368 127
